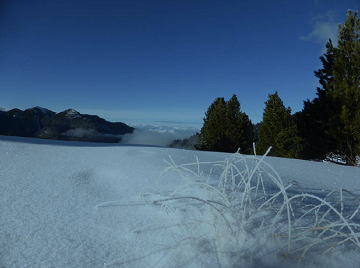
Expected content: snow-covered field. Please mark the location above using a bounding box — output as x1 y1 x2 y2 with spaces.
1 135 360 267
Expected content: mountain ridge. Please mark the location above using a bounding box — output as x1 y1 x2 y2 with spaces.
0 107 134 143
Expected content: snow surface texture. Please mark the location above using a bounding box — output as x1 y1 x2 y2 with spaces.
1 135 360 267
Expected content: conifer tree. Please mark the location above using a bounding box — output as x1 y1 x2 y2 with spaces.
253 122 263 144
196 95 254 153
326 10 360 166
240 112 254 154
295 39 339 160
257 92 302 158
195 97 228 152
224 94 253 153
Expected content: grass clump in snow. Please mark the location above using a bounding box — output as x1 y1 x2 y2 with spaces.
97 146 360 267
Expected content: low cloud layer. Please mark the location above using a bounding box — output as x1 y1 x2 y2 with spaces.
120 123 199 147
62 123 199 147
63 128 97 138
62 128 123 139
120 129 179 147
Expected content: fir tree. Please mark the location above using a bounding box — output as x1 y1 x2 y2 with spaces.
195 97 228 152
257 92 302 158
225 94 244 153
295 39 339 160
327 10 360 166
196 95 254 153
240 112 254 154
253 122 263 144
224 94 253 153
315 39 337 90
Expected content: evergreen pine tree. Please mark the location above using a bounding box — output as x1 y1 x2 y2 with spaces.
240 112 254 154
295 39 339 160
196 95 254 153
225 94 252 153
257 92 302 158
253 122 263 144
327 10 360 166
195 97 228 152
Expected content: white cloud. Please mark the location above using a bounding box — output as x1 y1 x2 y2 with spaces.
128 122 201 132
120 123 198 147
300 11 339 45
62 128 97 138
121 129 180 147
62 128 123 139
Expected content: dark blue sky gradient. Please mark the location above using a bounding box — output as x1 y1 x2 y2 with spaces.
0 0 358 123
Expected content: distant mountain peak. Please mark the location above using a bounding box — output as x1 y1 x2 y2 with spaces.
65 109 80 118
34 106 50 114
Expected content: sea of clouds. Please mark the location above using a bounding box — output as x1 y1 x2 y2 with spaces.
121 122 201 147
59 122 201 147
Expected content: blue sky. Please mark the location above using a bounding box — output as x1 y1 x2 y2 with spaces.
0 0 358 124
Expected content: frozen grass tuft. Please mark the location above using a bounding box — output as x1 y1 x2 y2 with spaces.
97 146 360 267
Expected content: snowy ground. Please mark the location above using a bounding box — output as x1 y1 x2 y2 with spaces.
1 135 360 267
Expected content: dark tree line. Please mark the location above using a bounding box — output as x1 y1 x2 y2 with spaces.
194 10 360 166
